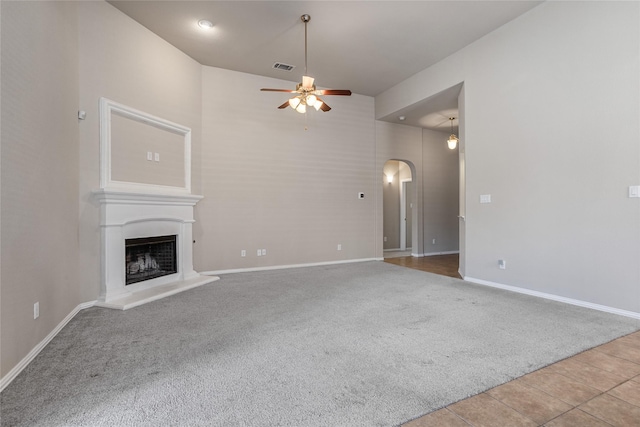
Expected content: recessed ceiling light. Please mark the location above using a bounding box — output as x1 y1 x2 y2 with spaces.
198 19 214 29
398 116 406 121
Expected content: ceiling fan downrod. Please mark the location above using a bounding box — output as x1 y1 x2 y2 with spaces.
302 14 310 76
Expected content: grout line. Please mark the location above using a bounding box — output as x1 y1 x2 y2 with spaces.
445 408 474 426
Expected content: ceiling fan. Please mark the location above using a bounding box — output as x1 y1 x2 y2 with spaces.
261 14 352 113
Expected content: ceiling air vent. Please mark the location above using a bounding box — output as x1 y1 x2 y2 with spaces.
273 62 295 72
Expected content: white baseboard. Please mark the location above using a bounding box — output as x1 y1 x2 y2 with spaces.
200 258 381 276
464 276 640 320
0 300 97 392
423 251 460 256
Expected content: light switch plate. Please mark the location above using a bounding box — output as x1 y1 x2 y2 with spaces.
480 194 492 204
629 185 640 198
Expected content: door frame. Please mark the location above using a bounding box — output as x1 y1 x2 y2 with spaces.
400 178 412 250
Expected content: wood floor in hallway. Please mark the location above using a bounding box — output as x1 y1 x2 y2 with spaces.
384 253 461 279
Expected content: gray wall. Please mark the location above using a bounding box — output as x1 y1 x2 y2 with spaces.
375 122 423 257
197 66 376 271
110 113 186 188
1 1 81 378
422 129 459 254
3 0 639 386
377 1 640 313
383 160 401 250
378 127 459 256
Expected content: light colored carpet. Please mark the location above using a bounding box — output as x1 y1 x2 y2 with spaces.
1 261 638 426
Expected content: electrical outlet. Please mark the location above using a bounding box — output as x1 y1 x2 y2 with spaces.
383 236 387 242
154 152 160 162
337 244 342 251
147 151 153 161
241 250 246 257
261 249 266 256
432 239 436 244
34 302 39 319
498 259 506 270
257 249 262 256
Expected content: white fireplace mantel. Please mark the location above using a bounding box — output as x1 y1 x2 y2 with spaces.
92 190 218 310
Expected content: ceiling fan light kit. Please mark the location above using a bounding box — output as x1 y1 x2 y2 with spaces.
261 14 352 113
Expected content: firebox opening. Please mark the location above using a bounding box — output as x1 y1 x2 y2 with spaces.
125 235 177 285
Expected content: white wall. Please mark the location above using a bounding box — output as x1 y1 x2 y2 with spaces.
377 1 640 314
1 1 80 378
198 66 376 271
77 1 203 299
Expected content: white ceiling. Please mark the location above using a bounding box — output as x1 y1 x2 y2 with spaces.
107 0 542 131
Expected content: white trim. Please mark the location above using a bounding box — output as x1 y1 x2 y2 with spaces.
411 252 424 257
201 258 381 276
400 179 411 251
0 300 97 392
464 276 640 320
92 189 202 205
99 98 192 194
423 251 460 256
383 248 402 252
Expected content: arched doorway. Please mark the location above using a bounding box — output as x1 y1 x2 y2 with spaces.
382 160 413 257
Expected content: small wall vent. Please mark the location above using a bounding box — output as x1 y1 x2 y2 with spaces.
273 62 295 72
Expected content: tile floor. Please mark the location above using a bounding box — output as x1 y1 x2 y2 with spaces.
402 331 640 426
389 255 640 427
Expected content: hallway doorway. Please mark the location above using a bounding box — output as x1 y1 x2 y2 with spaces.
383 160 413 255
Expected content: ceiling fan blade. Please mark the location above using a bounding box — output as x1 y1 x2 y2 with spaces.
302 75 315 89
261 88 297 93
277 101 290 109
319 102 331 112
315 89 352 96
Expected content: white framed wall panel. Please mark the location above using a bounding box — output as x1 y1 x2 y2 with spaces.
99 97 192 194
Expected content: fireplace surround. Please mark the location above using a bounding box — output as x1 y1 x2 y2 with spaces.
92 190 218 310
93 98 218 309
